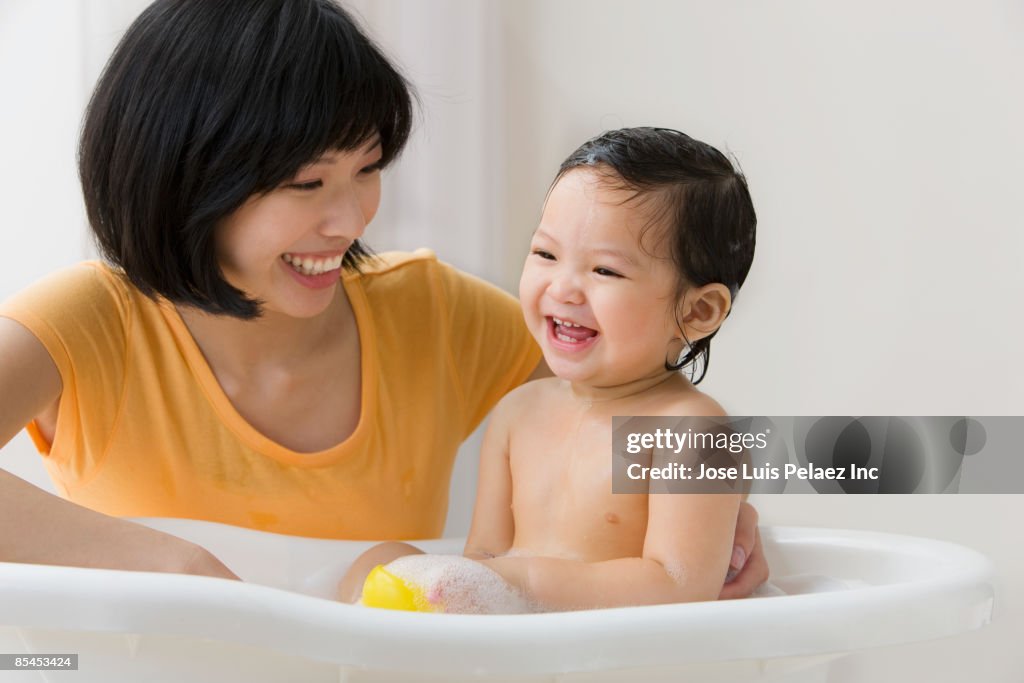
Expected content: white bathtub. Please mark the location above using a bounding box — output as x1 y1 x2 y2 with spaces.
0 519 993 682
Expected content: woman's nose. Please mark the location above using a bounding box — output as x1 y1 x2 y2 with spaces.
321 189 368 241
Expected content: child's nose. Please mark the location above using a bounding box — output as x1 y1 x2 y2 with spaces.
548 271 585 305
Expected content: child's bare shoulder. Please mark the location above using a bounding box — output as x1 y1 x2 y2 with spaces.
491 377 562 420
676 391 729 417
643 378 730 418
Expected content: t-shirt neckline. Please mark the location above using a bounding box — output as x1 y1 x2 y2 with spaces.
157 274 377 467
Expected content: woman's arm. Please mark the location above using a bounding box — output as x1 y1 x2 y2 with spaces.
0 317 238 578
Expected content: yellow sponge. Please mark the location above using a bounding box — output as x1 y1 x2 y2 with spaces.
360 564 432 612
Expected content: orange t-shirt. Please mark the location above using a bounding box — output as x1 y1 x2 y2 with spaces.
0 250 541 539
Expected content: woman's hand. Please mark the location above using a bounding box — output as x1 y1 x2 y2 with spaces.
718 501 769 599
90 520 241 579
174 541 240 580
0 468 239 579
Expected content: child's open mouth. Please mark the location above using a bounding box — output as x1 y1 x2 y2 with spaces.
547 316 599 351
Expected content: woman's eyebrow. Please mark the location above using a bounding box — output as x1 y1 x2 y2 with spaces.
312 137 383 165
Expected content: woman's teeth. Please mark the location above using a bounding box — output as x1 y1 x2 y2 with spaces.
282 253 343 275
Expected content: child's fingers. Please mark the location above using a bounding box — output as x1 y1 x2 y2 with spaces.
729 501 758 572
719 525 770 600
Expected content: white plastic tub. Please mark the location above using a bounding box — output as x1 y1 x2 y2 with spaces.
0 520 993 682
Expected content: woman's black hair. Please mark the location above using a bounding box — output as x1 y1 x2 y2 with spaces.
80 0 414 318
553 127 756 384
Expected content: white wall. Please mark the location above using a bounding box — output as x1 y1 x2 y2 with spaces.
1 1 1021 680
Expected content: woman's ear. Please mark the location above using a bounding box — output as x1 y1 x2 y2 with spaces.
679 283 732 341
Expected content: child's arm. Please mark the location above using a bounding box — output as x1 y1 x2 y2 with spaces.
483 491 742 610
462 393 518 561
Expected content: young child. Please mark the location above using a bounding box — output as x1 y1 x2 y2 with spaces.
339 127 757 612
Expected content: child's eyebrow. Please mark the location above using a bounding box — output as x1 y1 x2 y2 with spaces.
590 247 637 266
533 228 559 243
535 230 637 266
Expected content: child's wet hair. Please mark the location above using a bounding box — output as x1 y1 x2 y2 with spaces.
552 127 756 384
80 0 415 318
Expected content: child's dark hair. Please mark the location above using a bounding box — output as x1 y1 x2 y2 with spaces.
553 127 756 384
79 0 414 318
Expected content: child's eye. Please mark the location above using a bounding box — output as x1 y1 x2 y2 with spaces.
532 249 556 261
287 180 323 191
594 267 623 278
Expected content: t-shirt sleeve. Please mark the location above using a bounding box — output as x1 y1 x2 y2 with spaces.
0 262 130 458
433 260 542 438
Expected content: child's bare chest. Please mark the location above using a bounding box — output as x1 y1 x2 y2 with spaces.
508 407 648 560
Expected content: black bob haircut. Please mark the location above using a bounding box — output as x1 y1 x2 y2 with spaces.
553 128 756 384
80 0 414 318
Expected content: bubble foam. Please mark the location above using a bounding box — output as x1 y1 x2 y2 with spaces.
385 555 535 614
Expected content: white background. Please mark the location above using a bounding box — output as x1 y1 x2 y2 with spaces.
1 1 1022 680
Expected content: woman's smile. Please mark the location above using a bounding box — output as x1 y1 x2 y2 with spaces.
280 250 349 290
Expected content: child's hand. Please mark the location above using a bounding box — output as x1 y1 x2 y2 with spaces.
718 501 769 599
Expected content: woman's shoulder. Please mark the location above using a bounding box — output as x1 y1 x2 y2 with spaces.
0 260 135 320
353 248 520 319
348 248 440 282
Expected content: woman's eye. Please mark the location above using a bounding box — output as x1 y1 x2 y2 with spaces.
287 180 322 191
594 267 623 278
532 249 555 261
359 161 383 175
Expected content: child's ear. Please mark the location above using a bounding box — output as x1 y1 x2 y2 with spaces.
679 283 732 340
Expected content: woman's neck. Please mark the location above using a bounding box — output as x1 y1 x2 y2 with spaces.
174 286 350 379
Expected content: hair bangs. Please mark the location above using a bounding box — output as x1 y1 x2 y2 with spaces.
243 2 414 196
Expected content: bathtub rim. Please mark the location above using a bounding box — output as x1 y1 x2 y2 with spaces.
0 524 995 677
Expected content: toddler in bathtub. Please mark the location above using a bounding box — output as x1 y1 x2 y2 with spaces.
339 127 757 613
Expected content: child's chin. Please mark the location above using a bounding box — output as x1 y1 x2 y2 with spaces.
542 358 591 383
